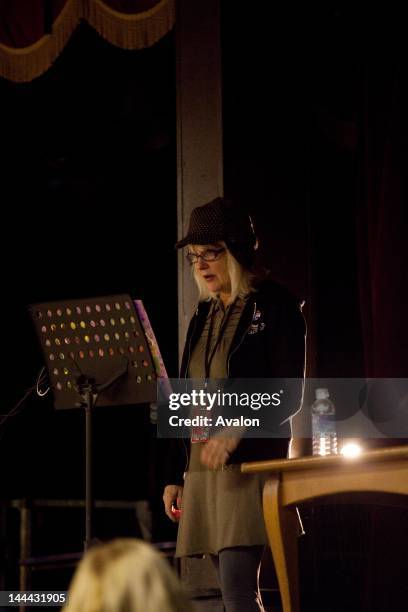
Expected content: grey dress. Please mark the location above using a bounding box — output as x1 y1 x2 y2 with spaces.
175 296 269 558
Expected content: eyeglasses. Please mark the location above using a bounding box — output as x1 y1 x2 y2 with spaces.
186 247 226 265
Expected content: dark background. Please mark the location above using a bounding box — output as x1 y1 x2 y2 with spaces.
1 2 407 610
0 24 179 586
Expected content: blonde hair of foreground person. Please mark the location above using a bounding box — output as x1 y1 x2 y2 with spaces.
63 539 193 612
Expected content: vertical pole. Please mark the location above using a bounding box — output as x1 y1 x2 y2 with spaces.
176 0 224 594
176 0 224 361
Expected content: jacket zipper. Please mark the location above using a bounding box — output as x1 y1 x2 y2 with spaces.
227 302 257 376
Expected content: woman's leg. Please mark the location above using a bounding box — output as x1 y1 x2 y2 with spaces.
210 546 265 612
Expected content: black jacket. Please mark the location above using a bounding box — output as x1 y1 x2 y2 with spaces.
164 279 306 486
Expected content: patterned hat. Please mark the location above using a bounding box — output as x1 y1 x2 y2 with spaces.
176 197 258 268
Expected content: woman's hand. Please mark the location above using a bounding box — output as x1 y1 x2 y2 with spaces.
163 484 183 522
200 435 240 470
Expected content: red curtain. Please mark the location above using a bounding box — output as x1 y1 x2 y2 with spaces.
357 54 408 378
0 0 175 82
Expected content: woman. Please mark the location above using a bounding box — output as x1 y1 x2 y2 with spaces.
64 538 193 612
163 197 306 612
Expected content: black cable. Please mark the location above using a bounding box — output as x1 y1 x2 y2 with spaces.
0 369 48 435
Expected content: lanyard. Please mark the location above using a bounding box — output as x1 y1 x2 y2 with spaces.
204 299 234 379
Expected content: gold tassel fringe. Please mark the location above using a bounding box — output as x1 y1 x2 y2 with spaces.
86 0 176 50
0 0 82 83
0 0 175 83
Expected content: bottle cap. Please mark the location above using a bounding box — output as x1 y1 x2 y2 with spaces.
315 388 329 400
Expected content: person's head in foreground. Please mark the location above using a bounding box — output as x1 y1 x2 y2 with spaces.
176 196 260 305
64 538 193 612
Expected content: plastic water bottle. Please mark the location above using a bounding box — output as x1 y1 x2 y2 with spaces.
311 388 338 456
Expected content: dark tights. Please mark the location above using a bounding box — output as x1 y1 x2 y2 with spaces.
210 546 265 612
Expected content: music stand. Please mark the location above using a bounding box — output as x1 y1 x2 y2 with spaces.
29 294 158 550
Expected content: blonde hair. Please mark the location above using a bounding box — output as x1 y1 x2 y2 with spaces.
190 242 256 304
64 539 193 612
